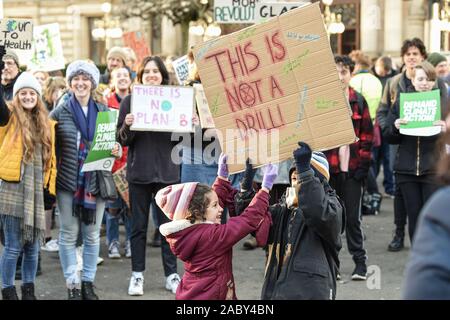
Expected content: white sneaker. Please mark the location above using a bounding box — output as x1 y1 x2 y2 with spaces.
128 274 144 296
97 256 104 265
165 273 181 294
108 241 121 259
41 239 59 252
124 240 131 259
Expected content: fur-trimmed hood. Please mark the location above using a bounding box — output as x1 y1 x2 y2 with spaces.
159 219 213 237
160 219 215 262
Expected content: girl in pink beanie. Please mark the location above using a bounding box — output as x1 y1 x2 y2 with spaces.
157 154 278 300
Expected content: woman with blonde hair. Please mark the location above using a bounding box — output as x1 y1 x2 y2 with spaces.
0 71 57 300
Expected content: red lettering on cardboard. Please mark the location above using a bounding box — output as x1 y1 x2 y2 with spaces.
265 30 287 64
243 42 260 74
205 50 228 82
270 75 284 98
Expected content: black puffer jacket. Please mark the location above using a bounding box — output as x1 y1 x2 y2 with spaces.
49 98 109 192
235 169 344 300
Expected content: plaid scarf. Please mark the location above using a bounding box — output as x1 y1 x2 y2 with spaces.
70 95 98 225
0 144 45 244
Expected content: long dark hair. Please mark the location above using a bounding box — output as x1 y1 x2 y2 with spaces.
136 56 169 85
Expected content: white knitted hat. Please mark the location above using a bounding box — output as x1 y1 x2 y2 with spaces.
13 72 42 97
66 60 100 89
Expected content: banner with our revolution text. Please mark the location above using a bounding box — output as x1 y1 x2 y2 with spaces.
82 111 117 172
400 89 441 136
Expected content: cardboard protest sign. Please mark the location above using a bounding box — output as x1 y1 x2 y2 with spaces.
0 18 32 50
130 85 195 132
194 2 356 173
82 111 117 172
194 83 215 129
122 31 151 63
27 23 65 72
254 2 309 23
112 165 129 208
172 55 190 85
400 89 442 136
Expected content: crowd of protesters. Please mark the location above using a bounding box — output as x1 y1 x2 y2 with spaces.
1 34 450 301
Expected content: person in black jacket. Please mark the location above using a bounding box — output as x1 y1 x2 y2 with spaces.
383 61 448 244
377 38 435 252
117 55 181 297
235 142 344 300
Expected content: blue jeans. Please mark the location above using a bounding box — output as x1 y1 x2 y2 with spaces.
181 163 218 185
56 190 105 286
0 215 39 288
106 198 131 245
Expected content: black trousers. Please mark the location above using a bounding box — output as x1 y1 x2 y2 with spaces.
397 178 438 243
330 174 367 263
393 182 407 231
129 182 177 276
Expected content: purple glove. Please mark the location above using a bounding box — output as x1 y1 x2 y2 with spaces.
262 163 279 190
217 153 229 178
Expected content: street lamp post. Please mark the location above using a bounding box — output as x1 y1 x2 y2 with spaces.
322 0 345 38
91 2 124 50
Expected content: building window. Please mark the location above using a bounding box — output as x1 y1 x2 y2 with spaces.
317 0 360 55
89 17 106 65
151 15 162 55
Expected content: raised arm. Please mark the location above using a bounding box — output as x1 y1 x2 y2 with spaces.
210 163 277 255
0 46 10 127
293 142 343 248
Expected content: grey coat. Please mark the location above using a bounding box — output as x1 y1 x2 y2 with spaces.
49 98 108 192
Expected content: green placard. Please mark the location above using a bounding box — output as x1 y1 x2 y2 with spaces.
82 111 117 172
400 89 441 129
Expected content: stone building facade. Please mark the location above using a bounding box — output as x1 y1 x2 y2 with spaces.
2 0 449 66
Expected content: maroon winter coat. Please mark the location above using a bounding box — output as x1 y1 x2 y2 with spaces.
159 178 270 300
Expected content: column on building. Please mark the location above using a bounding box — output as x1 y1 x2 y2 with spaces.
161 16 182 56
383 0 403 57
404 0 426 42
360 0 381 57
426 1 442 53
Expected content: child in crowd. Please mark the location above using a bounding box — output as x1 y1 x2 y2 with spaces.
157 154 278 299
235 142 344 299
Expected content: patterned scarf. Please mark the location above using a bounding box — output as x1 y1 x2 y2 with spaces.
0 144 45 244
69 95 98 225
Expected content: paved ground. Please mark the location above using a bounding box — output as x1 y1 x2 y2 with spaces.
1 191 411 300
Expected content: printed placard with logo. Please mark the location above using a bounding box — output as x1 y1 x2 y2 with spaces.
130 85 195 132
400 89 441 136
82 111 117 172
